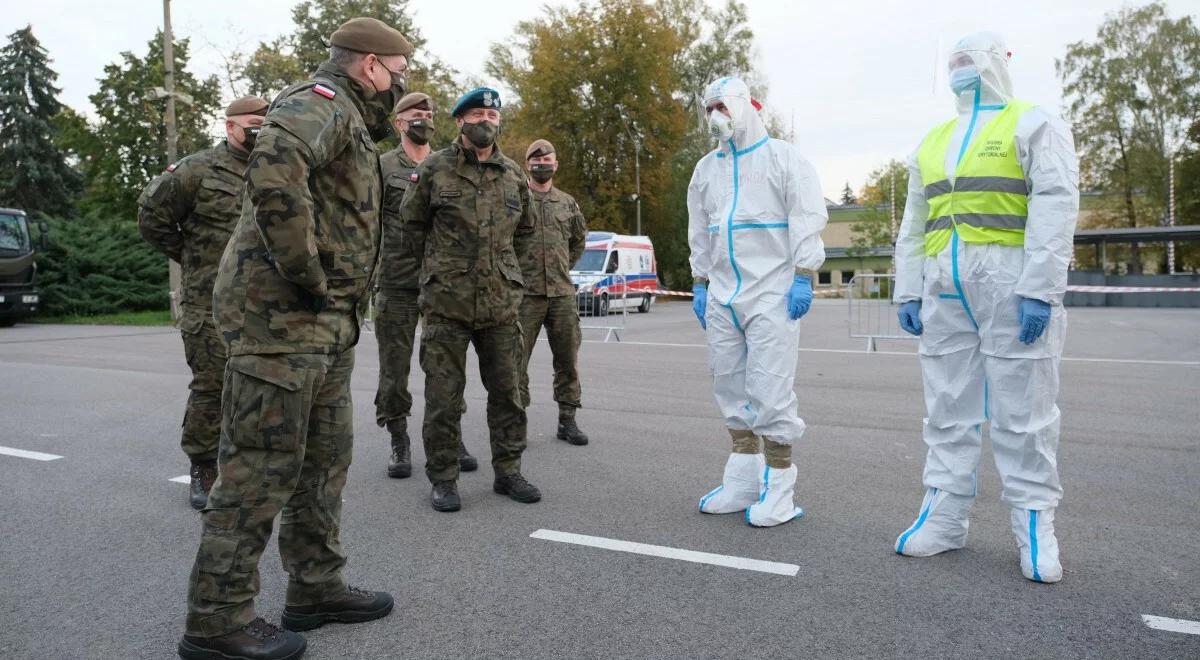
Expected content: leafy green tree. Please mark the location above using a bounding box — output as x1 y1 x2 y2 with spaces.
60 33 221 220
1058 2 1200 273
242 0 460 146
0 25 81 216
849 159 907 256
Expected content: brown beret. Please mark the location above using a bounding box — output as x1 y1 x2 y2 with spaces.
393 92 433 115
225 95 269 117
330 17 414 57
525 139 555 161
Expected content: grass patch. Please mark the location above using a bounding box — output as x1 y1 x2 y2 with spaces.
32 309 175 326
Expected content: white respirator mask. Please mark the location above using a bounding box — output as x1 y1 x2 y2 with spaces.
708 111 735 142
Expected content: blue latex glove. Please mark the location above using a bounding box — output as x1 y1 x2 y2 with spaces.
898 300 923 336
692 283 708 329
1018 297 1051 344
787 275 813 320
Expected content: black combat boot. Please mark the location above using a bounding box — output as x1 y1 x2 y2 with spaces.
494 472 542 503
189 460 218 510
281 586 394 632
457 435 478 472
431 480 461 512
556 406 589 446
178 617 306 660
386 419 411 479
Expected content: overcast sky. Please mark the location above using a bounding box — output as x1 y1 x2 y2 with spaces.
5 0 1198 198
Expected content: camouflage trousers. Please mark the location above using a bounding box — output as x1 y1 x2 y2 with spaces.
419 316 526 482
181 321 227 463
185 349 356 638
518 294 582 409
373 289 420 427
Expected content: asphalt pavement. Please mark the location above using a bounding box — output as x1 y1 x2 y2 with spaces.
0 299 1197 659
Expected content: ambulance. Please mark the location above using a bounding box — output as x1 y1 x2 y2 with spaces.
571 232 658 315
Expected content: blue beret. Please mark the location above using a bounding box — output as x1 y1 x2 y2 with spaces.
451 87 502 117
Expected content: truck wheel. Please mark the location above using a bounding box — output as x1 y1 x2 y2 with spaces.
637 294 651 313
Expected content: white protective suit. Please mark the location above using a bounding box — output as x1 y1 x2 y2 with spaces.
892 33 1078 583
688 76 828 527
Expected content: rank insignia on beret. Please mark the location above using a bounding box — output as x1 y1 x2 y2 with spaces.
483 91 493 107
313 84 337 99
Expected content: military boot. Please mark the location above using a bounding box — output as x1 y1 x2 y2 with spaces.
385 419 411 479
281 586 394 632
189 460 218 510
431 480 461 512
178 617 306 660
556 406 589 446
494 472 542 503
458 435 478 472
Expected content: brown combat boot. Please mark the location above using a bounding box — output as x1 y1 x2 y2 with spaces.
281 586 394 632
178 617 305 660
189 460 218 510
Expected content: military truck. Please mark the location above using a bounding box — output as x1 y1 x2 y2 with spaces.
0 208 46 326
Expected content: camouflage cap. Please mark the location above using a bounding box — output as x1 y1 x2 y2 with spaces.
330 17 414 57
225 95 269 117
525 139 555 161
450 87 502 117
393 92 433 114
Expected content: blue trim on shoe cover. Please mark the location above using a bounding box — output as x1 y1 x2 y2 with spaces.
896 487 938 554
699 485 724 512
745 466 771 525
1029 510 1042 582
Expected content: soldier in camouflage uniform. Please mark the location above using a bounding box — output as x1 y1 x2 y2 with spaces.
399 87 542 513
374 91 476 479
137 95 268 510
179 18 411 660
515 139 590 446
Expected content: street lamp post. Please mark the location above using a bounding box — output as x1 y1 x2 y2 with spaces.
615 104 643 236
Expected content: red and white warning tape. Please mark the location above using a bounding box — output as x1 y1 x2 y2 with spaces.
643 285 1200 298
1066 285 1200 293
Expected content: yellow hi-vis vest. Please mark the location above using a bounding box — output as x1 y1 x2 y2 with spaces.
916 100 1035 256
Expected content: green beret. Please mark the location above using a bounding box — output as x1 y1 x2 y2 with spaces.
330 17 414 57
225 95 269 117
451 87 502 117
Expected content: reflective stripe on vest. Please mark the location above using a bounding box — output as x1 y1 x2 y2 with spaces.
917 100 1035 256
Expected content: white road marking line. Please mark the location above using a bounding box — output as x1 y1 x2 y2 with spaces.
583 339 1200 366
1142 614 1200 635
530 529 799 577
169 475 191 484
0 445 63 461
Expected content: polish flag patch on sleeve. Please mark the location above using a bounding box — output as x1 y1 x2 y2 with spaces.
312 84 336 99
166 162 179 172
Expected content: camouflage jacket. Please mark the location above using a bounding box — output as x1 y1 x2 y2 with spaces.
213 61 383 356
137 140 248 330
376 147 422 293
399 140 533 327
515 186 587 297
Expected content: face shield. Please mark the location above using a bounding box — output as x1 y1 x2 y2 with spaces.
699 76 766 149
947 32 1014 102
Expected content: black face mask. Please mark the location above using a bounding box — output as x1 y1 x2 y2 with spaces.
404 119 434 145
529 163 555 184
461 120 498 149
241 126 261 151
364 98 394 142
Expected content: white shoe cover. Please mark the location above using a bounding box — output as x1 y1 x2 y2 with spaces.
745 464 804 527
1010 508 1062 583
699 453 765 514
894 487 973 557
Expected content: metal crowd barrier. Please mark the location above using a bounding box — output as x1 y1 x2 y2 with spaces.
846 273 914 352
576 273 628 343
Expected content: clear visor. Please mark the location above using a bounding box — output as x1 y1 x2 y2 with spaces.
947 51 977 73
